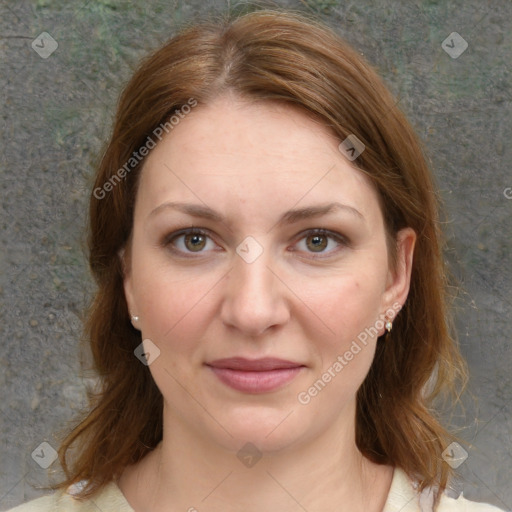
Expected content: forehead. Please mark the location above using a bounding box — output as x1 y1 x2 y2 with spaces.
151 96 341 168
135 96 381 226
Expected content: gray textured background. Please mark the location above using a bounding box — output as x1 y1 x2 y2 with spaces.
0 0 511 510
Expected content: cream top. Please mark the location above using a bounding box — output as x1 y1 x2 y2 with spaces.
7 468 506 512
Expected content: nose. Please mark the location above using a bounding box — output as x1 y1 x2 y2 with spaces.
220 244 290 337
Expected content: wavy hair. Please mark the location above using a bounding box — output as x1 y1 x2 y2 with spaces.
50 8 467 509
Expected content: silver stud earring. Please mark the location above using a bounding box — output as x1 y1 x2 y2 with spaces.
385 320 393 333
131 315 140 324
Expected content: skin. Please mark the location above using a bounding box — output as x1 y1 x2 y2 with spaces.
118 93 416 512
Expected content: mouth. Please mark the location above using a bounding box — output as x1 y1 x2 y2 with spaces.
205 357 305 393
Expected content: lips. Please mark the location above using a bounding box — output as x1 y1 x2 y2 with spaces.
207 357 303 371
206 357 305 393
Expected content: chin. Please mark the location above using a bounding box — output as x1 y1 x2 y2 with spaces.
210 406 313 455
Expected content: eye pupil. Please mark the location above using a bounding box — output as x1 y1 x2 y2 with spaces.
185 233 206 251
307 234 327 252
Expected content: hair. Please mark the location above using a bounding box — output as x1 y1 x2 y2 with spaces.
50 7 467 509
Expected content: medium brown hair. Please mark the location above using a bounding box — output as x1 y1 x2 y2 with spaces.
51 8 467 508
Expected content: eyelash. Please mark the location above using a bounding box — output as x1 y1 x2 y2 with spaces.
162 227 349 260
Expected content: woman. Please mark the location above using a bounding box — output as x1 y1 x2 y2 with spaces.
9 8 505 512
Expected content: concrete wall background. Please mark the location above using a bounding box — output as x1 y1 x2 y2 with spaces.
1 0 510 510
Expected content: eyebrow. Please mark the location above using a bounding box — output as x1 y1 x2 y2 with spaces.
148 201 364 226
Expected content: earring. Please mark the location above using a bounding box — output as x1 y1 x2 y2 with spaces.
131 315 140 324
385 319 393 333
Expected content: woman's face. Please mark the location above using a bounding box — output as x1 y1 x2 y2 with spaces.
122 95 415 452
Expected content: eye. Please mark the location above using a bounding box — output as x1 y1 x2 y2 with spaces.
292 229 347 258
163 228 217 255
162 227 348 259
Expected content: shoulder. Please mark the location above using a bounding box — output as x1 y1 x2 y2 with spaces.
6 495 56 512
5 481 135 512
436 492 507 512
384 468 508 512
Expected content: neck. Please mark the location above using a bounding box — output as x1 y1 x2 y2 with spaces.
119 399 393 512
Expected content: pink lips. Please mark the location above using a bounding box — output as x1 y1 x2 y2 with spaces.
206 357 304 393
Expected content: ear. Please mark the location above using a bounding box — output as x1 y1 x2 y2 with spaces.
118 246 138 322
381 227 416 313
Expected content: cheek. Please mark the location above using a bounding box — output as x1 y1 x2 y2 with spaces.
300 269 386 343
297 276 384 409
295 264 386 395
132 257 220 352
